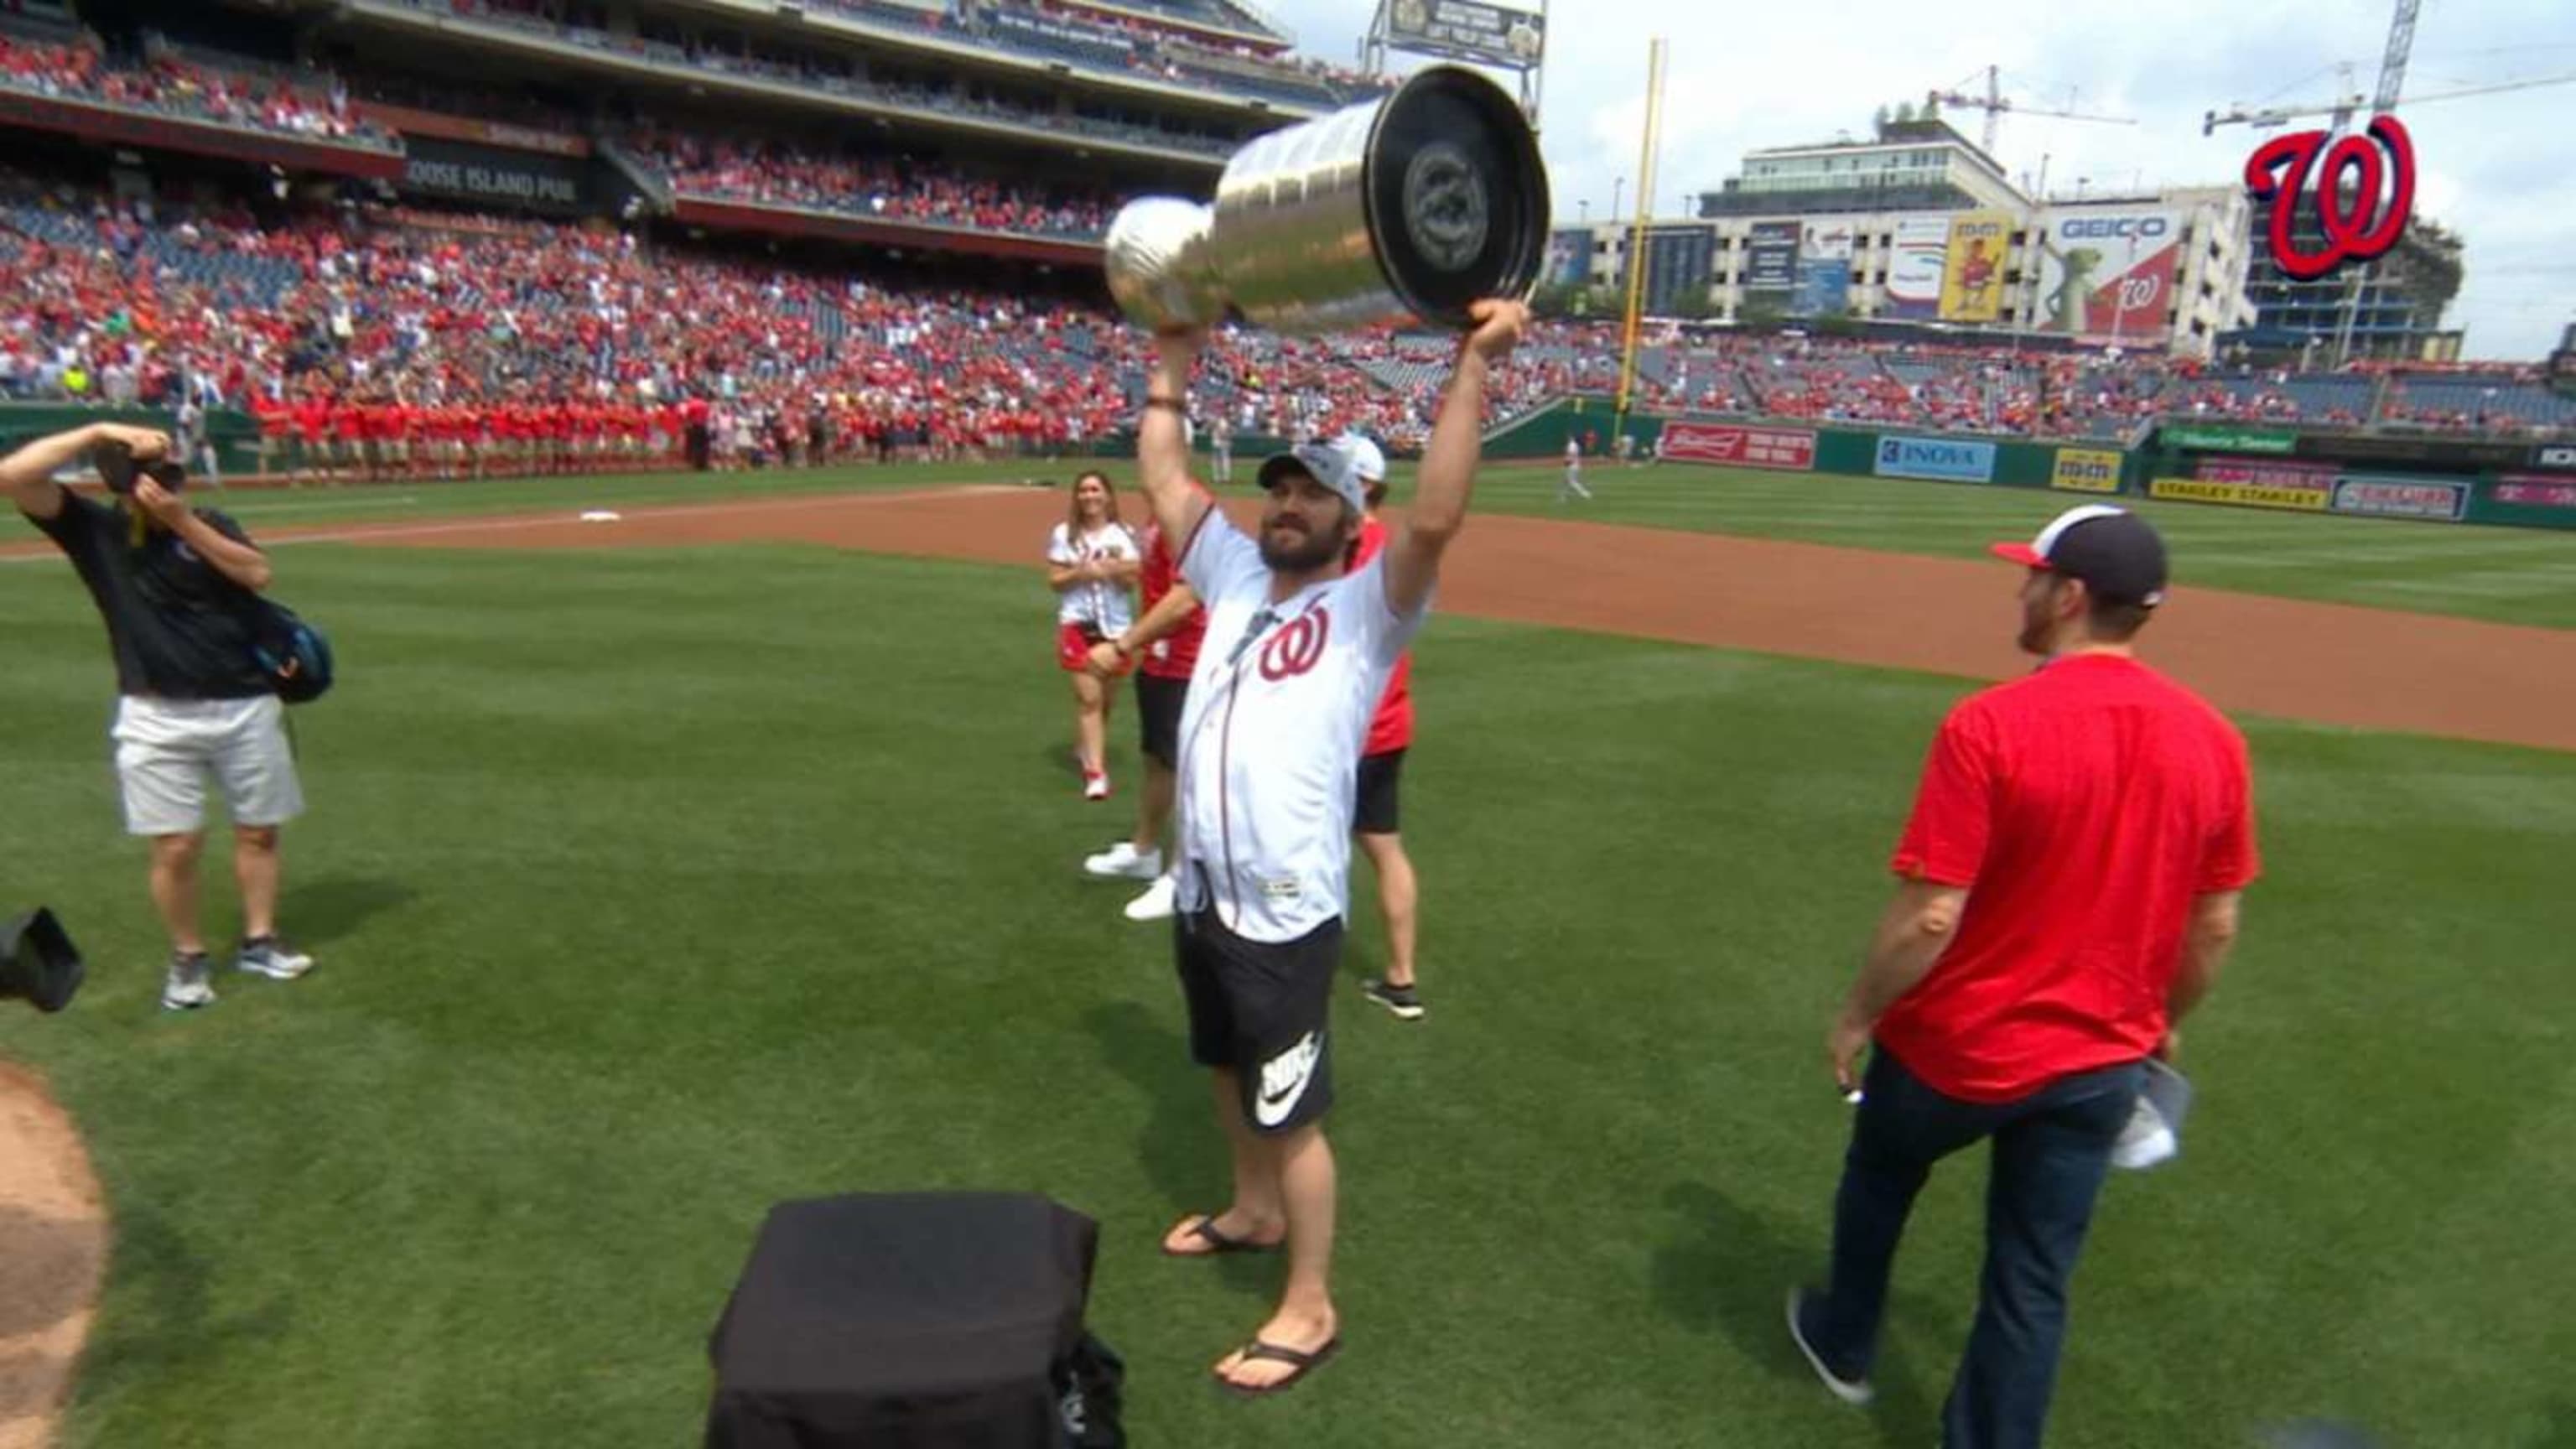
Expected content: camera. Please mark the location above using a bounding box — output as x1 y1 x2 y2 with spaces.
0 908 84 1013
95 439 187 497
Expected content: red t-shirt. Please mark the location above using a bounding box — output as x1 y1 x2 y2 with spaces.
1134 502 1208 680
1876 654 2260 1103
1348 516 1415 756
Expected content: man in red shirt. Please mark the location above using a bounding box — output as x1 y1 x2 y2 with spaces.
1341 438 1425 1021
1079 477 1210 922
1789 505 2257 1449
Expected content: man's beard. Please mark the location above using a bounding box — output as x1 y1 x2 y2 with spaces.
2016 598 2054 656
1259 519 1347 573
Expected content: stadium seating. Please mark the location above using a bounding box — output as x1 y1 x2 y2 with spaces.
635 132 1114 240
3 161 2567 466
0 31 396 148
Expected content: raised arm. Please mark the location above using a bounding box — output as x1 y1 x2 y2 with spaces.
1138 333 1216 554
3 423 169 522
1385 300 1529 617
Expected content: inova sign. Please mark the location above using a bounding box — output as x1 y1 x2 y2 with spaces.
1874 436 1998 484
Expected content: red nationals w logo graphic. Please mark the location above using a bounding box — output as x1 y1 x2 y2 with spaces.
1259 607 1330 682
2244 114 2416 281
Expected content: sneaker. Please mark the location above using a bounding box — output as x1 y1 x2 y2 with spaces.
1361 978 1426 1021
1784 1286 1874 1406
161 950 216 1010
236 935 316 981
1084 842 1165 880
1122 874 1177 922
1083 772 1111 802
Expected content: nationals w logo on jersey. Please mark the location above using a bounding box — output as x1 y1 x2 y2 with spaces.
1259 606 1330 681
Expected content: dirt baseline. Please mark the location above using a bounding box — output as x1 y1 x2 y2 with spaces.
0 1066 106 1449
345 486 2576 754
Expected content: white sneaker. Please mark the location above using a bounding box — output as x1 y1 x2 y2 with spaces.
1122 875 1177 922
161 951 216 1010
1084 842 1165 880
236 936 316 981
1083 773 1111 802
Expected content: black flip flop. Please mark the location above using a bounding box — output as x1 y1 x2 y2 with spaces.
1216 1337 1341 1397
1161 1214 1278 1257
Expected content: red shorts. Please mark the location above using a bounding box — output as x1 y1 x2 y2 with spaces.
1058 621 1132 674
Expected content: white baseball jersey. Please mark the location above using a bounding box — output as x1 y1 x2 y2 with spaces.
1174 511 1428 942
1047 522 1140 633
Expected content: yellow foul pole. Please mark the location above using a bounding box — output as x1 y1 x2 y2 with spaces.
1614 36 1667 422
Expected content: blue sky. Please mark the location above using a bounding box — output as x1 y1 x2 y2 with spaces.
1258 0 2576 360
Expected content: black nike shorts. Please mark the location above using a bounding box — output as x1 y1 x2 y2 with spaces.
1174 906 1341 1135
1135 671 1188 769
1353 747 1405 836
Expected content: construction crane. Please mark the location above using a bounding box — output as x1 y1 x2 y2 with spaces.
2203 68 2576 134
1927 65 2136 156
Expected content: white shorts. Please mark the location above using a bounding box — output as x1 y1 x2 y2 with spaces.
112 695 304 837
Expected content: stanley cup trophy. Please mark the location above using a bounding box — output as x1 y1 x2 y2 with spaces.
1105 64 1550 335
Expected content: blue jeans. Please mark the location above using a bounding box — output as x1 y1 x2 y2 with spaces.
1807 1048 2143 1449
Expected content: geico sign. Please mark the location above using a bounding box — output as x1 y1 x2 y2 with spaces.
2059 217 2171 240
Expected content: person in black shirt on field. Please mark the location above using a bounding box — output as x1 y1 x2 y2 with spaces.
4 423 319 1011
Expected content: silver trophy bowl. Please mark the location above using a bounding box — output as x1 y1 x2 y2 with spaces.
1105 64 1550 335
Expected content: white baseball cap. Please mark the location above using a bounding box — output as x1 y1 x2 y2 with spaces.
1343 434 1387 486
1257 438 1368 516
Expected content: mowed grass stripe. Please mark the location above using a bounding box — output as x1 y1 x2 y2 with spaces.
1 541 2570 1448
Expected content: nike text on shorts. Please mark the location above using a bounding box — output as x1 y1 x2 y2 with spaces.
112 694 305 837
1174 910 1341 1135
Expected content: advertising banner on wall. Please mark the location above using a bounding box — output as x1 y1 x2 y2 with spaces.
1791 221 1856 318
2050 448 2124 493
2496 475 2576 508
1384 0 1546 68
1875 435 1998 482
2151 455 2336 510
1661 423 1816 470
2034 207 2182 345
2165 423 2298 454
1743 221 1799 292
1937 210 2010 322
1544 228 1592 287
2330 477 2468 521
399 137 592 213
1884 215 1950 320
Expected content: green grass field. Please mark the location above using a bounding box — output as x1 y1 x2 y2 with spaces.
3 472 2573 1447
166 457 2576 628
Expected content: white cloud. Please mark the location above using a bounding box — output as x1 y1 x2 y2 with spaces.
1259 0 2576 357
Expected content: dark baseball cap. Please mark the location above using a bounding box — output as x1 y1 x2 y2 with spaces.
1990 505 2168 607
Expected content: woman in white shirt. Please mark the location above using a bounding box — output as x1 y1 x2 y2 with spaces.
1046 470 1141 800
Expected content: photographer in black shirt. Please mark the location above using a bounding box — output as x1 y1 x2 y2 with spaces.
5 423 318 1011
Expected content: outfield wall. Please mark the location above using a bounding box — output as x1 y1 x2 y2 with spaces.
0 403 263 476
1488 398 2576 532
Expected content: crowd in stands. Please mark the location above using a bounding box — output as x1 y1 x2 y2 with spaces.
0 29 396 147
637 131 1113 238
2 170 2567 482
797 0 1385 110
396 0 1242 155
